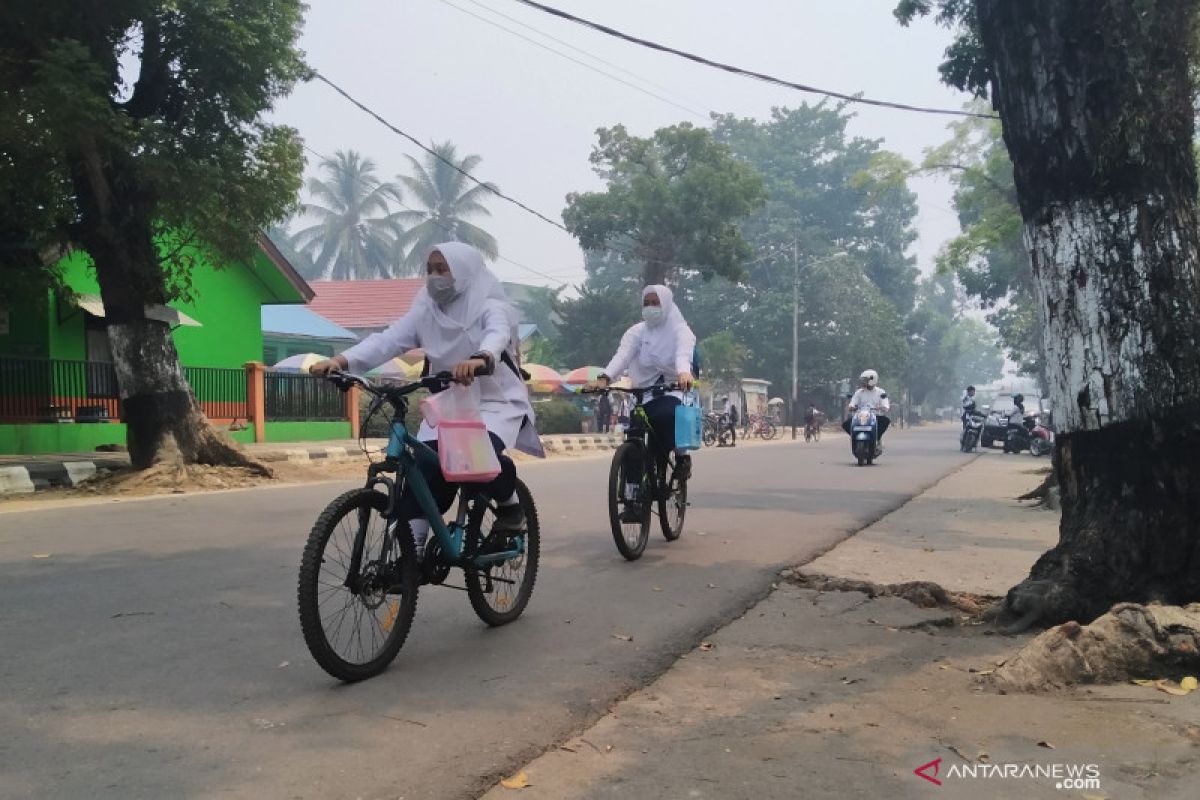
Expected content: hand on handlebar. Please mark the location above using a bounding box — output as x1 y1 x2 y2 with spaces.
583 376 611 392
309 355 348 377
677 371 694 392
451 358 489 386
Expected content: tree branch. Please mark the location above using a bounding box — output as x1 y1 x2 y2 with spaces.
915 162 1018 205
121 14 167 119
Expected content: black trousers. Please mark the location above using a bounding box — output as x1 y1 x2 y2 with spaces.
625 395 681 481
843 415 891 440
397 432 517 522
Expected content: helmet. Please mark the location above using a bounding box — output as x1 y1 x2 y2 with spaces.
1013 393 1024 404
859 369 878 388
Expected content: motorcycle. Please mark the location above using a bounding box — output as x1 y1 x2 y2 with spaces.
1030 417 1055 457
960 411 986 453
849 407 881 466
1003 414 1037 454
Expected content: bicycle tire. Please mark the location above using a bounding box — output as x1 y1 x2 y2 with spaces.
659 473 687 541
464 478 540 627
298 488 419 682
702 420 717 447
762 421 777 440
608 442 650 560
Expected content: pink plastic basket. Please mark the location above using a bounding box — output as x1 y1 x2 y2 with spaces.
437 419 502 483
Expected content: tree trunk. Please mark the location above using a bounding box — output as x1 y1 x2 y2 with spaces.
977 0 1200 625
69 137 270 474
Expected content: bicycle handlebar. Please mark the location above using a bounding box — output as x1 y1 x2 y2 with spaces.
324 369 469 399
580 382 684 396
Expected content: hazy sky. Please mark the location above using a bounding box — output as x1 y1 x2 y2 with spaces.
273 0 974 288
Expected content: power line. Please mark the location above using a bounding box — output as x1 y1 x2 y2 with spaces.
298 144 581 287
436 0 709 121
504 0 997 120
449 0 712 120
311 71 700 276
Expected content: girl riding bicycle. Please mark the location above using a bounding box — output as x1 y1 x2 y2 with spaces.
310 243 543 551
588 285 697 509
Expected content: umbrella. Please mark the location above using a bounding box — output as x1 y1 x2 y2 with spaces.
768 397 786 407
523 364 565 393
272 353 328 373
372 358 422 379
563 366 604 388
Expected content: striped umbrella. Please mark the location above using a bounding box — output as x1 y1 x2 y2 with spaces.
563 365 604 389
523 364 565 394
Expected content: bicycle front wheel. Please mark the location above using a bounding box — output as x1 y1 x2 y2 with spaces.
608 442 650 560
762 421 777 440
465 479 541 626
298 488 419 682
702 421 717 447
659 471 687 541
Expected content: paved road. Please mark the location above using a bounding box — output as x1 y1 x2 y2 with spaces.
0 425 970 799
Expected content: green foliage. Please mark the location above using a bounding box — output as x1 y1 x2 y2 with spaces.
903 272 1003 407
925 112 1040 375
552 283 641 368
894 0 991 97
290 150 402 280
562 123 766 285
712 104 921 312
0 1 308 298
533 398 582 435
699 331 749 393
394 142 500 274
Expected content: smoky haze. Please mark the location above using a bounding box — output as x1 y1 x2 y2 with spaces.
273 0 969 287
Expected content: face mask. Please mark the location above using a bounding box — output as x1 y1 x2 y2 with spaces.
642 305 665 326
427 274 457 306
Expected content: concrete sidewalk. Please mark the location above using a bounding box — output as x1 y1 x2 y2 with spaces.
480 453 1200 800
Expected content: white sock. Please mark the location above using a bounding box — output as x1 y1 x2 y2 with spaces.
409 519 430 550
499 491 520 507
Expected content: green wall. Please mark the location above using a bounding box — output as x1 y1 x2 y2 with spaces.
0 285 52 359
0 421 349 455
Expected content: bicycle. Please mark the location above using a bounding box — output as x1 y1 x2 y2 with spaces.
804 421 822 442
586 383 689 560
746 413 778 440
297 370 540 682
701 412 721 447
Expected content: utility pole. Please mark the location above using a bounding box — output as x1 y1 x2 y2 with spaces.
791 238 799 440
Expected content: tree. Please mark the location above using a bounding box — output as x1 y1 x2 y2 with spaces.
289 150 402 280
699 331 750 395
563 123 766 286
924 112 1040 376
712 105 921 312
394 142 500 274
552 284 641 368
1 1 307 470
899 0 1200 625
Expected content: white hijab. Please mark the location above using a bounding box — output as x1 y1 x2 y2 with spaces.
414 242 519 367
641 284 688 366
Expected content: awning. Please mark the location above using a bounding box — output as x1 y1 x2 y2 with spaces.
76 294 202 327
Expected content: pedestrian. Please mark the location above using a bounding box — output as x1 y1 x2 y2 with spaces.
596 391 612 434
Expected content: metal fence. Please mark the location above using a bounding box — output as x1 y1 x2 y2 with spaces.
264 372 345 421
0 356 248 423
182 365 247 421
0 356 121 422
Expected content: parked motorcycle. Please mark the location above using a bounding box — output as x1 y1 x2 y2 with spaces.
960 411 986 453
1029 417 1055 457
1003 415 1038 454
849 407 881 466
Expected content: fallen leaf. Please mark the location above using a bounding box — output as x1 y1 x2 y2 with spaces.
1181 676 1199 692
605 745 614 753
652 587 663 592
707 583 717 589
698 642 714 652
277 661 290 669
1037 740 1054 749
31 553 51 559
938 665 950 671
612 633 633 642
500 771 530 790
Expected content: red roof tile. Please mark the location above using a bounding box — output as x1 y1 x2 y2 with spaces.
307 279 425 329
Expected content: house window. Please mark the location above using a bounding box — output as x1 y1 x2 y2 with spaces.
84 314 119 398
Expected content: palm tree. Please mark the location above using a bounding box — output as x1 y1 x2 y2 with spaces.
393 142 500 273
291 151 402 280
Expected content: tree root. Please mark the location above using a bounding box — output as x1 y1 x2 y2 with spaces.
994 602 1200 692
790 572 996 616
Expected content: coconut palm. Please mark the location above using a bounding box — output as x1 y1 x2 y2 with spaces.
394 142 500 273
291 151 402 280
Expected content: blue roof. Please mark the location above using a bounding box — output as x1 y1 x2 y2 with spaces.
262 305 358 341
519 323 539 340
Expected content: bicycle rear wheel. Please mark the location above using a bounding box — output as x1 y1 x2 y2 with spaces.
702 421 717 447
298 488 419 682
762 421 777 440
608 442 650 560
464 479 540 626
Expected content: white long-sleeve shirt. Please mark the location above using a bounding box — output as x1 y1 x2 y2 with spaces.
602 321 697 391
848 386 891 414
340 303 542 456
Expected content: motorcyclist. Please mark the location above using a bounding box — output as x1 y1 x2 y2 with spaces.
961 386 977 429
1003 393 1029 453
842 370 891 452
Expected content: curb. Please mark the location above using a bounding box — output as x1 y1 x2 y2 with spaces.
540 435 623 454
